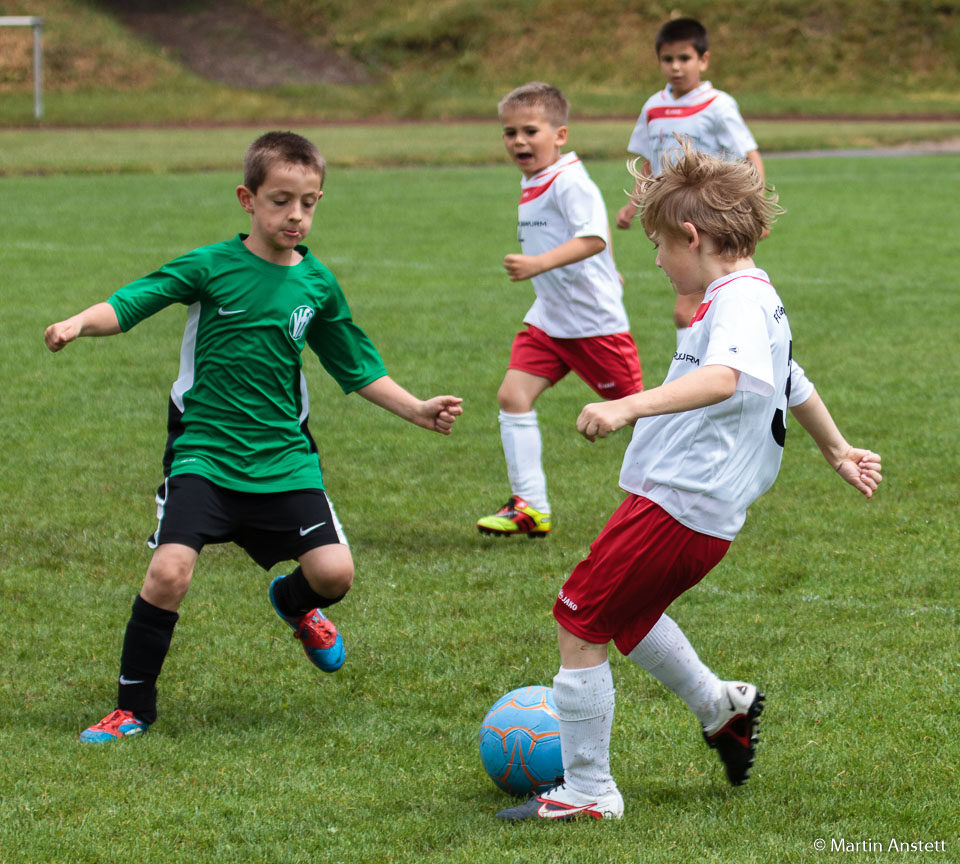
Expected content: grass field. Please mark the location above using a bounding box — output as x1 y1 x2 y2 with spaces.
1 137 958 863
3 120 960 176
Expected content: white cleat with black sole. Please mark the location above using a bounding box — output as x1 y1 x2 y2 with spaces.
702 681 765 786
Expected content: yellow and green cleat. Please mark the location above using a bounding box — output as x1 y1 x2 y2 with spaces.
477 496 551 538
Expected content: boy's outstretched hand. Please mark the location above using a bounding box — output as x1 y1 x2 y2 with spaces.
790 390 883 501
834 448 883 498
504 237 607 282
44 302 122 351
503 253 542 282
356 377 462 433
44 320 81 352
416 396 464 435
577 399 634 442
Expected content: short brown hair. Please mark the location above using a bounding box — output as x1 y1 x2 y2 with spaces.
656 18 708 56
497 82 569 127
634 137 782 259
242 131 326 192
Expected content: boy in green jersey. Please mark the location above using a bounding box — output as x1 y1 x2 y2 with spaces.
45 131 463 742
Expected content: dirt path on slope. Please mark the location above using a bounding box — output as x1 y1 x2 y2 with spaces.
95 0 368 87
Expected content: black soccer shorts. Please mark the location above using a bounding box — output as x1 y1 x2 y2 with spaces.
148 474 347 570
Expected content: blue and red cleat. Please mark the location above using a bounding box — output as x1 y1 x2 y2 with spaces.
78 708 149 743
269 576 345 672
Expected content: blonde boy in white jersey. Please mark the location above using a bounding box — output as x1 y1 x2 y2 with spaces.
477 82 644 538
616 17 764 335
497 139 882 821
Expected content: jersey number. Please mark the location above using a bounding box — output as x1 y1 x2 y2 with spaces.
771 340 792 448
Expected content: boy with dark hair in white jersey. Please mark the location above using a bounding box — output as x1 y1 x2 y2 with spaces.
45 131 463 742
497 138 882 821
616 17 764 335
477 82 644 538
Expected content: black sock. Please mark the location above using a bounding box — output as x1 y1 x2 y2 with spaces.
272 566 346 617
116 594 179 726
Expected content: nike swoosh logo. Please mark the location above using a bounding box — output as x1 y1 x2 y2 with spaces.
218 307 246 316
537 799 602 819
299 522 327 536
119 675 145 685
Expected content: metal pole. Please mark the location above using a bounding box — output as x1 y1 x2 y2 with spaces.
33 19 43 119
0 17 44 119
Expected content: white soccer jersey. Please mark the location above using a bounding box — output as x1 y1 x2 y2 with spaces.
627 82 758 175
619 269 814 540
517 152 630 338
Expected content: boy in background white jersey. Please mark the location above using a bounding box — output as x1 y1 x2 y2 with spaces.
477 82 644 538
497 139 882 821
45 132 463 742
616 17 764 334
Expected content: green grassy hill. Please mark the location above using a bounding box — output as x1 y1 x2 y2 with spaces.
2 0 960 124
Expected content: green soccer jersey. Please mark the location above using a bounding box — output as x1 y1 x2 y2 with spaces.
108 234 387 493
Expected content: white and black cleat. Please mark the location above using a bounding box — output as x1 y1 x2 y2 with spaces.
702 681 765 786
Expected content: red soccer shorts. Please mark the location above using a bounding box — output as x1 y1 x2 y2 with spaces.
553 495 731 655
508 324 643 398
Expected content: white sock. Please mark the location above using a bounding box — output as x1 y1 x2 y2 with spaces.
627 613 722 728
498 409 549 512
552 662 617 797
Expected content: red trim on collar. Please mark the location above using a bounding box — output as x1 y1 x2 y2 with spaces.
519 158 581 205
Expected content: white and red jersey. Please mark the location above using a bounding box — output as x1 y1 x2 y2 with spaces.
619 268 815 540
628 82 758 175
517 152 630 338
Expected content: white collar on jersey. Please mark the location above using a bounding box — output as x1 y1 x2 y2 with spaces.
664 81 715 102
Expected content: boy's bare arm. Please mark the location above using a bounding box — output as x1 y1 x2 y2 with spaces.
746 150 765 184
504 236 605 282
356 375 463 435
45 302 122 352
577 365 740 442
789 390 882 498
616 161 652 229
605 223 624 286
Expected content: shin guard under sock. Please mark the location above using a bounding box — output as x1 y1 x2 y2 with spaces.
498 409 549 513
117 594 179 725
552 662 617 797
628 613 722 727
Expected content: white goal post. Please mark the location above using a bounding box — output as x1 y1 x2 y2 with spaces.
1 16 43 118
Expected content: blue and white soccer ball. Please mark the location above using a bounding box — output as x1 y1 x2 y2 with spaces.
478 685 563 796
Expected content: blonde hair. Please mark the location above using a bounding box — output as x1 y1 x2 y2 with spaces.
634 136 782 259
497 82 569 127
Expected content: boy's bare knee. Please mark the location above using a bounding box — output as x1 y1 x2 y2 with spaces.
557 624 609 669
332 569 354 597
300 544 354 599
497 374 543 414
142 544 197 610
316 563 353 598
145 563 192 594
497 390 526 414
496 381 518 412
